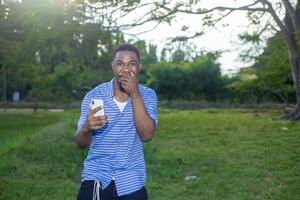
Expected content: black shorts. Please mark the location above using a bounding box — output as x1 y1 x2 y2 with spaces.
76 180 148 200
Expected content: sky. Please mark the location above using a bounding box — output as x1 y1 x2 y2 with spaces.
125 12 249 74
117 0 278 75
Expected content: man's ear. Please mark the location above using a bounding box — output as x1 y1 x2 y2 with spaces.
111 61 115 71
139 63 142 72
112 61 117 75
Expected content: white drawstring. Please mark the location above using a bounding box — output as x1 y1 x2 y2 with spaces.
92 181 101 200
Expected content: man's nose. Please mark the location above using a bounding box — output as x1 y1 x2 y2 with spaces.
123 64 132 70
121 68 131 74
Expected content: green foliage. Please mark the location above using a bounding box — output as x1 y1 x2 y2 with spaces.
226 68 262 103
230 33 295 104
238 32 261 44
0 0 123 102
147 61 188 100
42 0 299 107
0 0 295 105
171 49 186 63
131 40 158 65
131 40 158 84
147 53 223 101
160 48 167 61
188 53 223 101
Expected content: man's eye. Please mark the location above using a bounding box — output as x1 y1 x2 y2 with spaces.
129 63 136 67
116 62 123 66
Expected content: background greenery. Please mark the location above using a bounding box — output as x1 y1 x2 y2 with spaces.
0 0 296 105
1 1 299 199
0 109 299 200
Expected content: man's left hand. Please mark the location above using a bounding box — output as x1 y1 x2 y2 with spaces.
119 71 139 98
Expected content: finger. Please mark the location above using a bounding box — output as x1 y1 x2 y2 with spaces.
120 80 129 86
94 116 108 123
99 119 108 124
126 73 137 80
90 106 103 115
90 120 103 127
94 126 104 130
121 82 129 89
119 76 126 82
93 119 107 127
119 80 129 87
130 70 135 77
96 115 108 121
119 75 128 81
121 76 131 82
89 105 102 112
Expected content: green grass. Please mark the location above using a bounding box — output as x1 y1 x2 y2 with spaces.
0 108 300 200
0 109 83 200
0 109 60 147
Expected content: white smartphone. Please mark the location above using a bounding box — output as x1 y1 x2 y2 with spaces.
90 99 104 116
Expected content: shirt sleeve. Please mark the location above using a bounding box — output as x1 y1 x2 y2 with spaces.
144 89 159 128
77 91 92 131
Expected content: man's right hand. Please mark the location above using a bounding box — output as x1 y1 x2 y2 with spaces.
83 106 108 133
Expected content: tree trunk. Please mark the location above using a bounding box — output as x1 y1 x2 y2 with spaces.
282 37 300 120
279 3 300 120
284 57 300 120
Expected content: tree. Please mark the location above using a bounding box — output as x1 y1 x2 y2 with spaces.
87 0 300 120
188 53 223 101
147 61 188 101
254 32 295 104
1 0 124 102
228 32 295 104
171 49 186 63
227 68 264 103
147 52 223 101
131 40 158 84
0 0 24 110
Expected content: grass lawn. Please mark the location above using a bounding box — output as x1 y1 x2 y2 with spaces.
0 108 299 200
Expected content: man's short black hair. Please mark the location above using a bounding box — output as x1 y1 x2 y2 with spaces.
113 43 140 62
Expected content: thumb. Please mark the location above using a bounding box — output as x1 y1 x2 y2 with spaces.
130 71 135 77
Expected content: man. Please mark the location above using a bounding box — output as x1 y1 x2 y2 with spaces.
75 44 158 200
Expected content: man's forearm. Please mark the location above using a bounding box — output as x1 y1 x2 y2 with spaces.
74 109 108 149
131 92 155 142
74 123 93 149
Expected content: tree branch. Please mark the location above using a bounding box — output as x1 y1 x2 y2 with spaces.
269 22 280 32
157 1 268 15
114 9 177 30
202 10 234 27
258 0 287 34
87 2 153 29
169 31 205 42
281 0 298 30
123 21 161 36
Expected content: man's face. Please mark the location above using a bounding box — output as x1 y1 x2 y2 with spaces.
112 50 141 81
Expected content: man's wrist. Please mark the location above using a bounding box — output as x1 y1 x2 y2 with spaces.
82 121 92 134
130 90 141 100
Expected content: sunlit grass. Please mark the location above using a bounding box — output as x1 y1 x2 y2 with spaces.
0 109 299 200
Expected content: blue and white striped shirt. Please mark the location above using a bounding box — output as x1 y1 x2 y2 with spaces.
77 78 158 196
